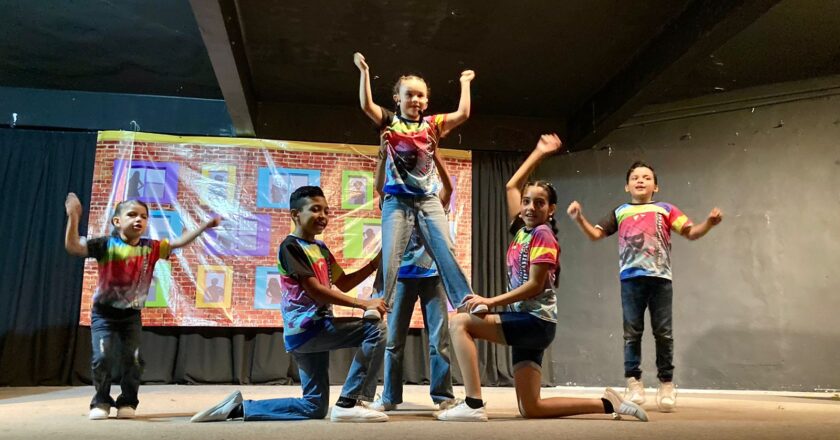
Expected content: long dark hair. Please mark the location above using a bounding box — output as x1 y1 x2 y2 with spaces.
522 180 560 287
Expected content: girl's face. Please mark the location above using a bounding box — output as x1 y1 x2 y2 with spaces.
393 78 429 120
112 203 149 242
520 185 555 228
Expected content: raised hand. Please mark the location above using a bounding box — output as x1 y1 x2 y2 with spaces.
65 193 82 218
707 207 723 226
460 70 475 83
567 201 582 221
536 133 563 155
353 52 369 72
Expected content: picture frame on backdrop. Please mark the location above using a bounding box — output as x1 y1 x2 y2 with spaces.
341 171 374 210
257 167 321 209
112 160 179 204
200 165 236 206
196 265 233 308
205 212 271 256
144 261 171 308
344 218 382 259
142 210 184 243
254 266 283 310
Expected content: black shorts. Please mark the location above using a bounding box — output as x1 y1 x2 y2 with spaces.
498 312 556 369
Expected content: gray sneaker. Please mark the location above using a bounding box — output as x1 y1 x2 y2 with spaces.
362 308 382 321
657 381 677 412
190 391 243 422
603 387 648 422
625 377 646 405
368 395 397 412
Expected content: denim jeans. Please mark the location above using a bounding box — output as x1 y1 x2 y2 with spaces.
242 318 386 420
380 276 454 405
89 305 144 409
621 276 674 382
380 194 472 308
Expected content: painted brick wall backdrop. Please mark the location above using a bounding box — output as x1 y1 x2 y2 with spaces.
79 131 472 328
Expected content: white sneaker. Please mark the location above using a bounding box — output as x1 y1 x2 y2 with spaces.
116 406 135 419
330 401 388 422
88 405 110 420
190 390 243 423
362 308 382 321
603 387 649 422
657 381 677 412
625 377 646 405
368 395 397 412
437 398 462 411
435 400 488 422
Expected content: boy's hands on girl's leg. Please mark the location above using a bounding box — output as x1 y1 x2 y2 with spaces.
65 192 82 217
361 298 388 316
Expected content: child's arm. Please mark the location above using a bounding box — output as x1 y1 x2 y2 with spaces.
463 263 552 309
170 217 221 249
681 207 723 240
64 193 88 257
354 52 384 125
300 276 387 316
374 151 386 200
334 251 381 293
566 201 607 241
440 70 475 137
505 134 563 223
432 152 453 207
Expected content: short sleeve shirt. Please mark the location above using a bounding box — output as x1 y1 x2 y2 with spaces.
505 224 560 323
87 236 171 309
379 108 445 196
596 202 693 281
277 235 345 351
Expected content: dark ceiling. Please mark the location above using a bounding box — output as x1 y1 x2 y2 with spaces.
2 0 839 150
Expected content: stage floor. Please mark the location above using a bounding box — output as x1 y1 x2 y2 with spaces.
1 385 838 439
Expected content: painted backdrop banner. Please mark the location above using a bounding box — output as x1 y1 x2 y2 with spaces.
80 131 472 328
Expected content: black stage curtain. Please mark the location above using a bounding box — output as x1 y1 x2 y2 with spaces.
0 128 97 385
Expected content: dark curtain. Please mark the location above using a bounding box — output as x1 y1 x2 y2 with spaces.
0 128 97 385
471 150 557 386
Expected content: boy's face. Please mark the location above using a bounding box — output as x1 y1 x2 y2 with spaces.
292 195 329 237
112 203 148 241
394 78 429 120
625 166 658 201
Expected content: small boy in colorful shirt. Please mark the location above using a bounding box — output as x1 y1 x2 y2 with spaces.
191 186 389 424
567 161 722 412
64 193 219 420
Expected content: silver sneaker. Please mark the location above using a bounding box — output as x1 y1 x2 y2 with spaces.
435 400 488 422
330 401 389 422
657 381 677 412
362 308 382 321
368 395 397 412
603 387 649 422
190 391 243 423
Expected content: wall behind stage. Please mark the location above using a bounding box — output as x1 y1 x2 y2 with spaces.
540 78 840 391
80 131 472 328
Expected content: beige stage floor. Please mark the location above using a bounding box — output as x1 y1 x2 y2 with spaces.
1 385 838 440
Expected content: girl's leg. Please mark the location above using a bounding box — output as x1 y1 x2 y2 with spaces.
419 277 455 404
513 365 603 418
448 313 506 399
380 195 414 308
381 279 419 406
414 196 472 307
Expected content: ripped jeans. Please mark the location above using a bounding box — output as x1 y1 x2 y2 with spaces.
90 304 144 409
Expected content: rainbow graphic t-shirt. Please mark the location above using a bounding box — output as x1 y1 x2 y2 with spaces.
398 222 439 279
505 224 560 323
87 236 171 309
277 235 344 351
596 202 692 281
379 108 444 196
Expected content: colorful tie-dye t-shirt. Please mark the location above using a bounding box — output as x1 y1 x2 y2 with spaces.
277 235 345 351
87 236 171 309
596 202 692 281
379 108 445 196
505 224 560 323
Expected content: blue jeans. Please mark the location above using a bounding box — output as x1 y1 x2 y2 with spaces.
381 276 454 405
90 304 144 409
621 276 674 382
380 194 472 308
242 318 386 420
